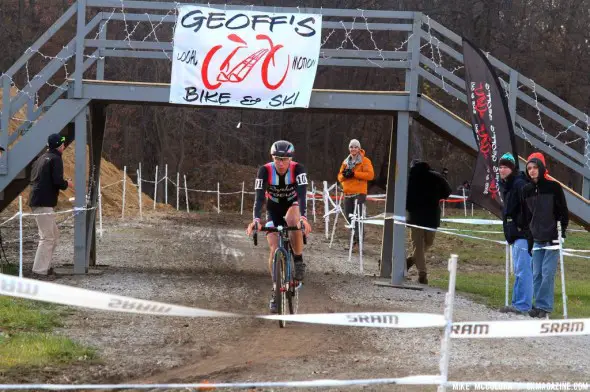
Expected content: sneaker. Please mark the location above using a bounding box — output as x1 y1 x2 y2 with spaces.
294 261 306 281
529 308 550 319
499 306 526 315
418 271 428 284
269 291 277 314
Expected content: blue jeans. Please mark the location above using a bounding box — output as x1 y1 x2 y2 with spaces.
532 242 559 312
511 239 533 312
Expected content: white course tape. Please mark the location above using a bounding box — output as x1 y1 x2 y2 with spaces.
0 274 235 318
448 381 590 390
262 312 446 328
0 375 444 390
564 252 590 260
0 274 444 329
451 318 590 338
0 212 19 227
441 218 503 225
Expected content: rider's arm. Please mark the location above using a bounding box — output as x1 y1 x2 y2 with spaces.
253 166 267 221
295 163 308 219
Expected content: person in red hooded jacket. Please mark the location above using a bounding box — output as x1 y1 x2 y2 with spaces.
520 152 568 319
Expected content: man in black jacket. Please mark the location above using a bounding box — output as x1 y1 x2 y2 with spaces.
406 160 452 284
498 153 532 314
520 152 568 318
29 133 73 277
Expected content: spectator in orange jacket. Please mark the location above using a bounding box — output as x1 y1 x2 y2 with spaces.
338 139 374 248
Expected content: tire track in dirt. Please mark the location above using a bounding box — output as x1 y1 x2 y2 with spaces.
122 226 382 385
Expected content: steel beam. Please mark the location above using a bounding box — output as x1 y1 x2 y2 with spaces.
87 1 416 19
78 81 411 111
1 75 10 175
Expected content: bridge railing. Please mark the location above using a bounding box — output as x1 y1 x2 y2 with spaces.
414 14 590 199
2 1 589 199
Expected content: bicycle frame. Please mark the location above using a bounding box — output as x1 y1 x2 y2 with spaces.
253 224 303 285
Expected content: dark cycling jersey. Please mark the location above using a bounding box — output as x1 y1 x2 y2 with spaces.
253 161 308 220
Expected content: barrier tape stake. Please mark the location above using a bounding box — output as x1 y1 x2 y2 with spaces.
98 178 103 238
217 182 221 214
312 181 316 223
240 181 245 215
18 196 23 278
329 187 341 248
137 168 143 220
438 254 458 392
359 203 365 274
165 164 168 206
348 200 358 262
121 166 127 219
323 181 329 239
463 187 467 217
505 243 510 307
558 222 568 319
176 172 180 211
184 175 189 213
153 165 158 210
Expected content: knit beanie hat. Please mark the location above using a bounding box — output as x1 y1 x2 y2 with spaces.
349 139 361 148
499 152 516 171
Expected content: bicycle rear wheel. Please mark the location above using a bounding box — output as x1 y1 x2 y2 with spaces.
273 250 287 328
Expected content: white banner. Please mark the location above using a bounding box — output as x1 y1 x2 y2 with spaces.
0 273 235 318
451 318 590 338
170 6 322 109
261 312 446 328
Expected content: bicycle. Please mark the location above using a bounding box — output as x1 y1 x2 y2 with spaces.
253 224 306 328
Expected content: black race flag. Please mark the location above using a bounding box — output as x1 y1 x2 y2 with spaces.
462 38 519 218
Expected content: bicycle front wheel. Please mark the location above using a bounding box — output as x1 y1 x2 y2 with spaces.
273 250 287 328
287 256 299 315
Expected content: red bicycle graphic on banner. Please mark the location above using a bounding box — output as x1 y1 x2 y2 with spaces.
201 34 290 91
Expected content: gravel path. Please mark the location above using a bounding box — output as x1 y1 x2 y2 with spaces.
3 212 589 390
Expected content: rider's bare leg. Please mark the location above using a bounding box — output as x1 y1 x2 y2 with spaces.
286 205 303 253
285 205 306 280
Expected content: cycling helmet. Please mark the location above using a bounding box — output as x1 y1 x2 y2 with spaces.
270 140 295 158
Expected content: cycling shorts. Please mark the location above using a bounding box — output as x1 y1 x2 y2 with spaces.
265 200 299 230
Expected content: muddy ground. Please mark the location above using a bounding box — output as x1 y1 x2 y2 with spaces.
1 212 589 391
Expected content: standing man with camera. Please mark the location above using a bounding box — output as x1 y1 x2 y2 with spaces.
338 139 374 250
29 133 73 278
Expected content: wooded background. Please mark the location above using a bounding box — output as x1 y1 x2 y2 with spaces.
2 0 588 204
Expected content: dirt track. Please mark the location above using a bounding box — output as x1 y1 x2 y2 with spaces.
3 212 590 391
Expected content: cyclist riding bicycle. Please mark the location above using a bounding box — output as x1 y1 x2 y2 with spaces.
246 140 312 313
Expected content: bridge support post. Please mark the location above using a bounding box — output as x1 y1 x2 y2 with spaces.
86 103 107 267
73 107 88 274
391 112 410 285
583 177 590 200
380 117 396 278
380 112 410 284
